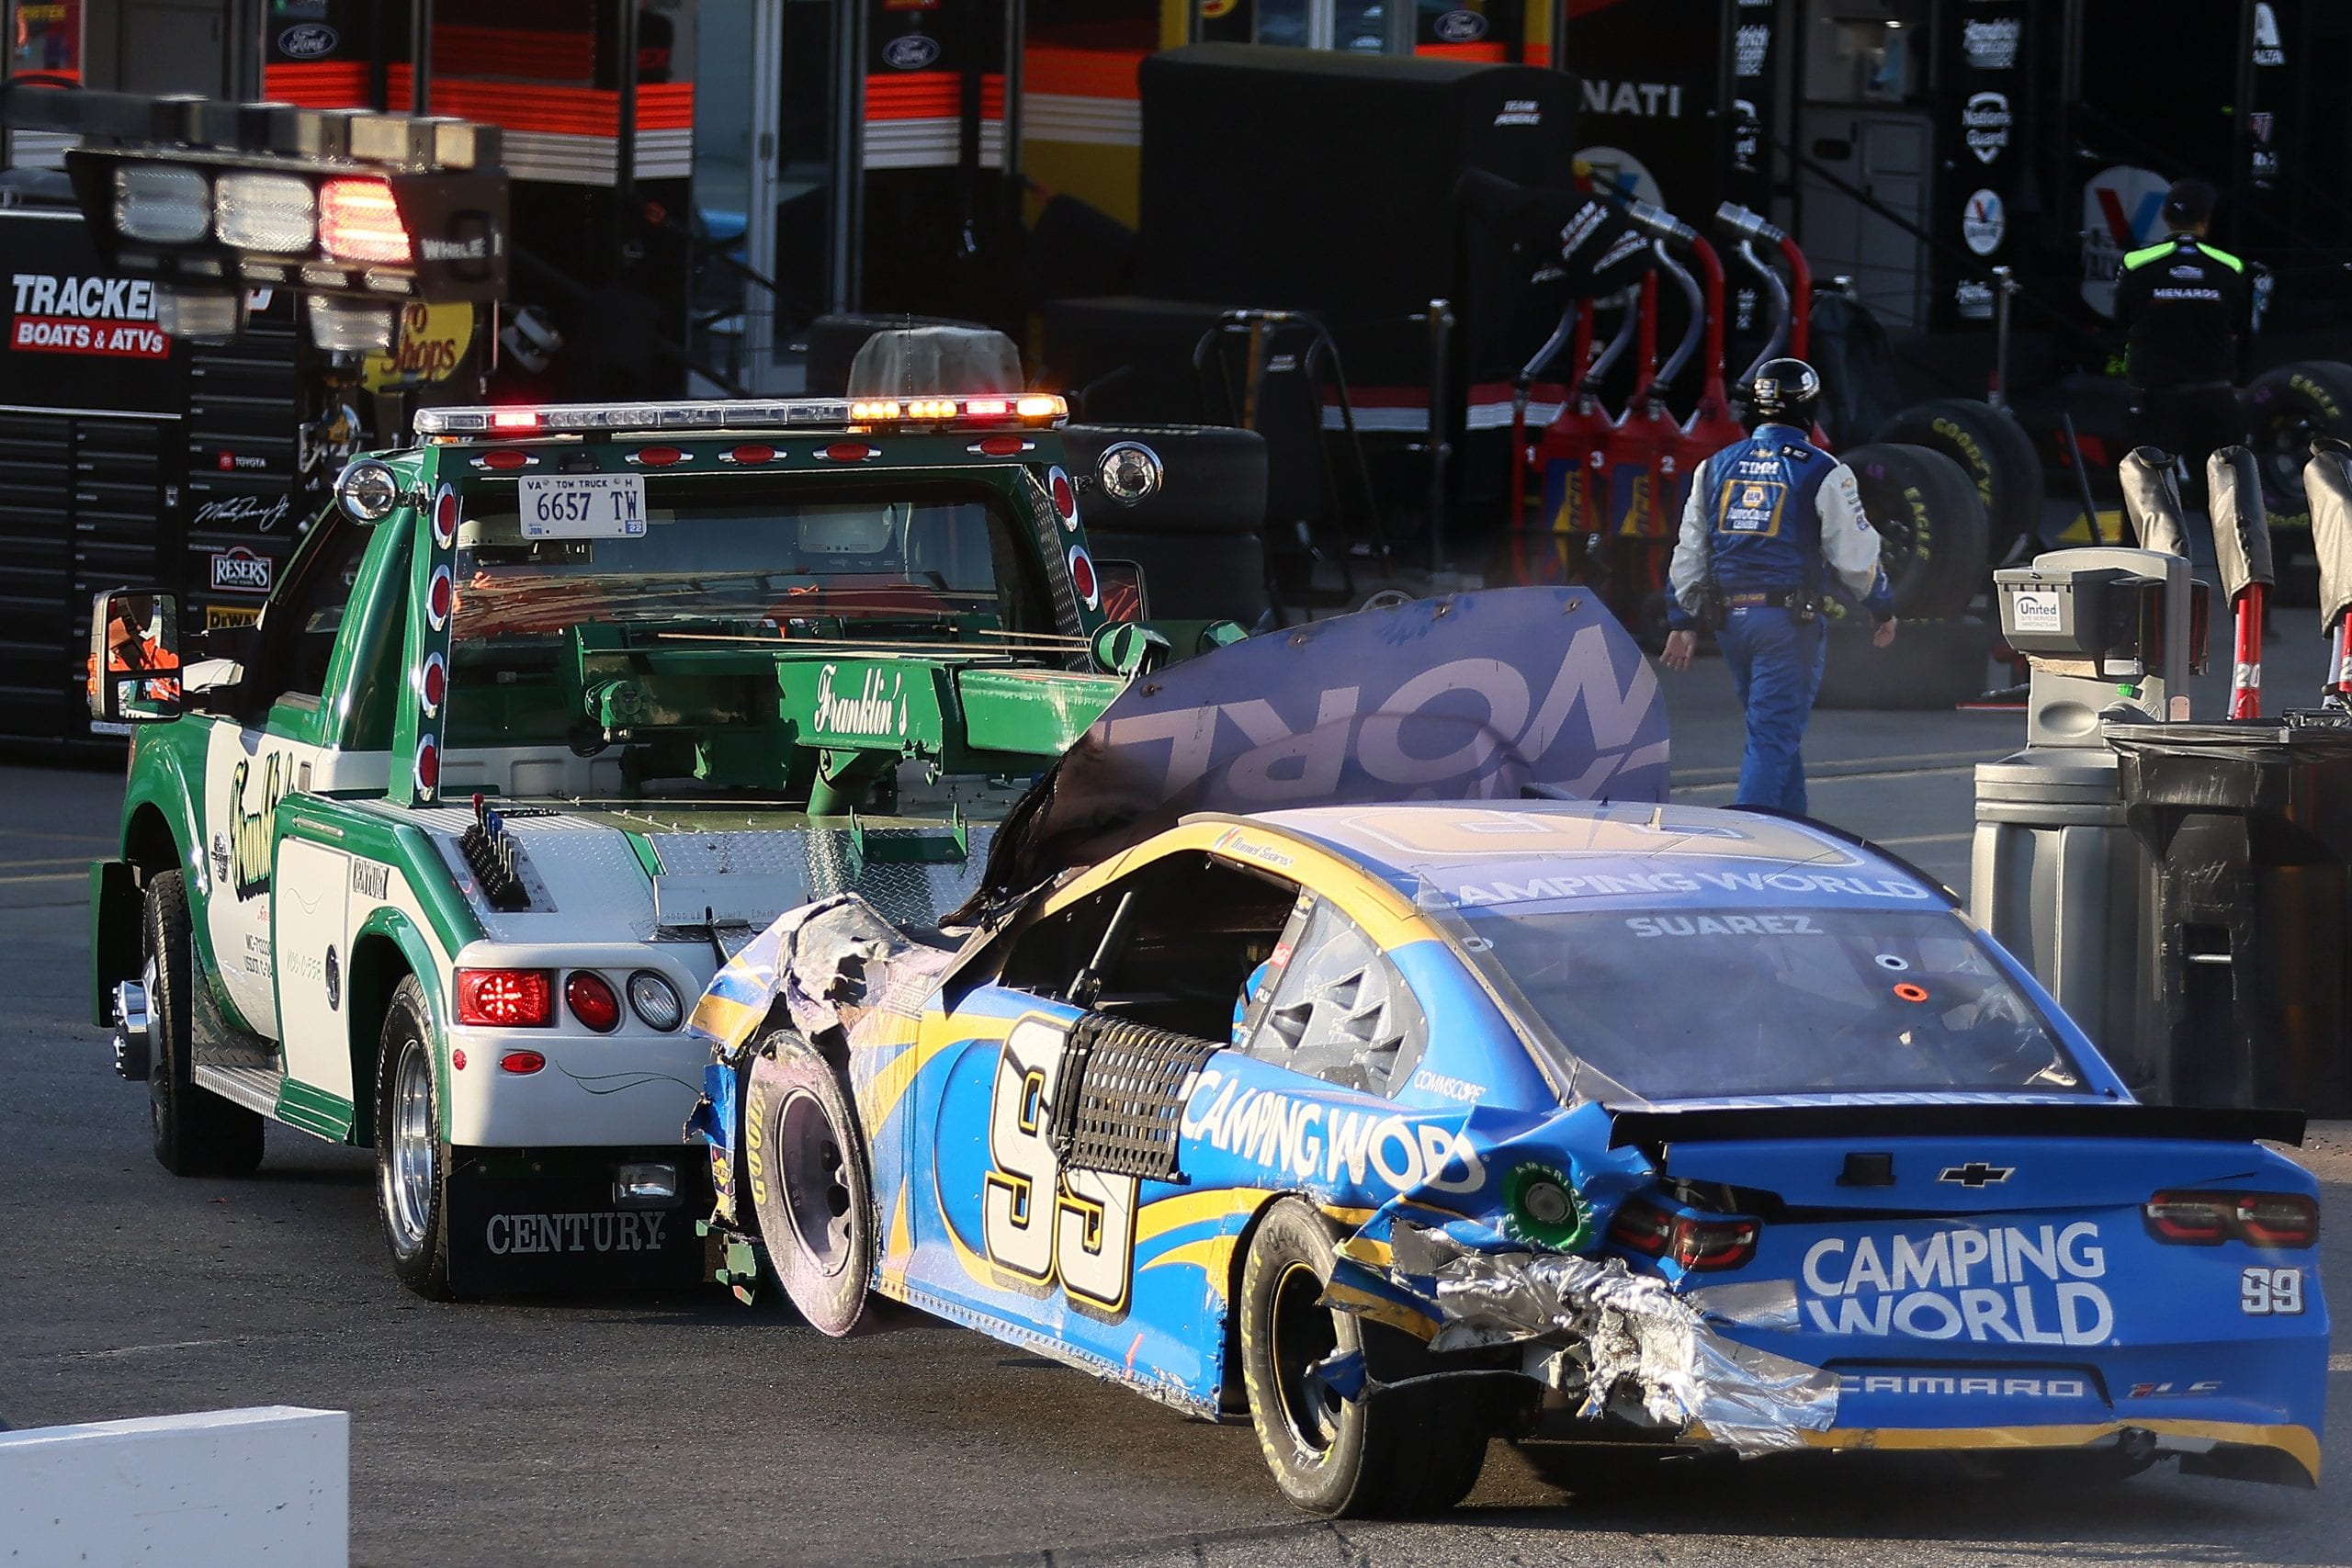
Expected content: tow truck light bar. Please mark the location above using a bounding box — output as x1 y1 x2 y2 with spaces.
413 395 1069 438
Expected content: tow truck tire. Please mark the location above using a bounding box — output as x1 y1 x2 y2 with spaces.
374 976 454 1299
1843 442 1990 618
1872 399 2045 554
744 1032 878 1337
2248 360 2352 530
1238 1198 1489 1517
143 871 264 1179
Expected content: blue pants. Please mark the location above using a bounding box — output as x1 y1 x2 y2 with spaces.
1716 605 1826 815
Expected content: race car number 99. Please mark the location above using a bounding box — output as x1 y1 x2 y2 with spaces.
2241 1266 2304 1314
981 1017 1138 1315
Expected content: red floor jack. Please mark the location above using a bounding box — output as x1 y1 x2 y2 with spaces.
1663 221 1745 525
2209 446 2276 719
2305 438 2352 708
1521 285 1644 584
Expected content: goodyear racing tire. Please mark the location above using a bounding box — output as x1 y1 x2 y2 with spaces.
374 976 454 1299
2248 359 2352 531
744 1032 878 1337
1872 399 2046 557
143 870 265 1179
1238 1198 1489 1517
1843 441 1991 619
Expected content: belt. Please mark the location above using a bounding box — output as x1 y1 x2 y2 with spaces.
1725 589 1804 608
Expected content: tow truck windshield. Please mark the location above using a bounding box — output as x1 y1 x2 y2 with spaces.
1457 905 2089 1100
451 479 1050 648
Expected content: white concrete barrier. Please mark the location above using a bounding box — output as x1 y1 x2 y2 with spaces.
0 1404 348 1567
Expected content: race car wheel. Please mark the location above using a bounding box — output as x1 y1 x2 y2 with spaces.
745 1032 878 1337
1238 1198 1489 1517
143 870 265 1179
374 976 453 1299
1843 441 1991 618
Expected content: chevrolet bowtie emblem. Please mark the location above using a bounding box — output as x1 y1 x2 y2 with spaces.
1939 1161 2015 1188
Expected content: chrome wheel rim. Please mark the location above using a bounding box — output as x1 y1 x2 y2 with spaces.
778 1088 853 1277
382 1040 435 1255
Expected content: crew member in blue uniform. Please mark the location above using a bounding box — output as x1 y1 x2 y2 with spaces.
1661 359 1895 815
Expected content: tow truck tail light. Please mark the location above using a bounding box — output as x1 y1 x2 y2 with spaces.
456 968 553 1027
499 1050 546 1075
318 176 412 264
565 972 621 1033
2146 1190 2318 1247
1608 1194 1759 1271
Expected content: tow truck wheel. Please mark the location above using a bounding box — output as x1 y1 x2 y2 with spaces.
1238 1198 1489 1517
374 976 453 1299
143 870 264 1179
744 1031 877 1336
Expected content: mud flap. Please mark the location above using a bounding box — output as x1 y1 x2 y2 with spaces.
442 1146 711 1294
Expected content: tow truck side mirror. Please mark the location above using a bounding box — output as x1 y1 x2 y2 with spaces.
86 588 185 724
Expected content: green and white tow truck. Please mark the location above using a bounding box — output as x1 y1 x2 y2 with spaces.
86 392 1233 1296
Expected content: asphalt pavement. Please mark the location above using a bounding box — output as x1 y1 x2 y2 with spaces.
2 618 2345 1568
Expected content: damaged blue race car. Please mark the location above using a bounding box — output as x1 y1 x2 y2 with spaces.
683 592 2328 1516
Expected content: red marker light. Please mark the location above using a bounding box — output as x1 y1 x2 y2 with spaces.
427 568 454 628
728 444 776 465
455 968 552 1027
1050 471 1078 519
565 972 622 1033
451 1048 467 1071
498 1050 548 1075
973 435 1027 457
823 442 876 462
432 490 458 547
318 177 413 264
479 448 532 471
631 446 685 467
413 734 439 795
418 653 447 714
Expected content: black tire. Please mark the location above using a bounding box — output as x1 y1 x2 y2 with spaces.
143 871 264 1179
374 976 453 1298
1843 441 1991 618
1814 615 1998 711
1872 399 2045 556
1238 1198 1489 1517
744 1032 878 1337
2246 360 2352 530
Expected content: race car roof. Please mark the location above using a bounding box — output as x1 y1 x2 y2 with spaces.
1229 799 1951 915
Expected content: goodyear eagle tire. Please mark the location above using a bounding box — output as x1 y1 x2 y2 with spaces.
1238 1198 1489 1517
144 870 265 1179
2247 360 2352 532
1843 441 1990 618
1872 399 2045 556
375 976 453 1299
745 1032 878 1337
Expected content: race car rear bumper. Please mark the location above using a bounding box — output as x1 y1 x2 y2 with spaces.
1770 1418 2320 1486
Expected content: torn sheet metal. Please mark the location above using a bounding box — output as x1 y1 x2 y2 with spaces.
1333 1222 1838 1454
685 892 958 1058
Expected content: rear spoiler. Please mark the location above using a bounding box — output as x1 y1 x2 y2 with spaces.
1609 1102 2308 1157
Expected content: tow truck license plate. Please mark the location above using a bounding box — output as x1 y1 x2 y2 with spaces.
517 473 649 538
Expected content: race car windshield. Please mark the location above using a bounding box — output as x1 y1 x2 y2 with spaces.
448 479 1050 647
1459 906 2089 1100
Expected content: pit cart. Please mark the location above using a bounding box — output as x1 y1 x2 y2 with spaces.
86 391 1232 1297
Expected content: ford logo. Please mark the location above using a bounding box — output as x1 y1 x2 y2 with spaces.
277 23 338 58
882 32 941 70
1432 8 1487 42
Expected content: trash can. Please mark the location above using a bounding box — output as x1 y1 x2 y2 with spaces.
1971 747 2152 1076
2108 717 2352 1113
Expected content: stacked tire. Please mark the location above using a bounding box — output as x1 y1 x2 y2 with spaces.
1838 440 1990 617
2246 363 2352 601
1871 399 2046 560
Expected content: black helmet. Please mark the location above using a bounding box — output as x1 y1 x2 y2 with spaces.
1747 357 1822 426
